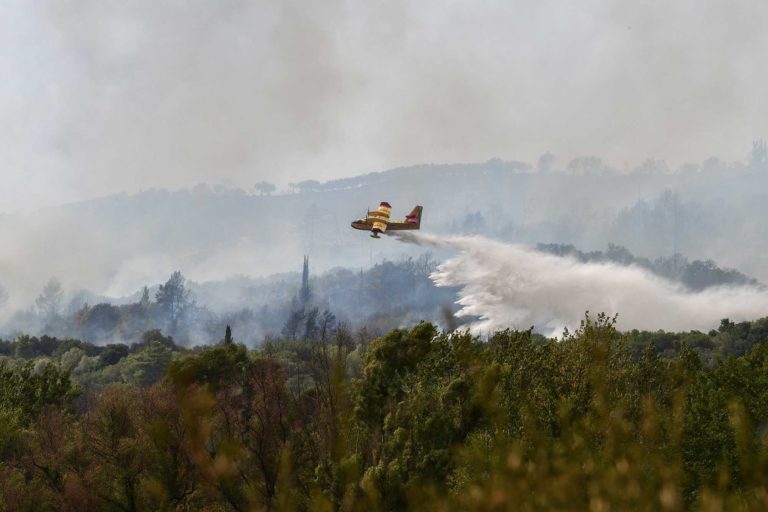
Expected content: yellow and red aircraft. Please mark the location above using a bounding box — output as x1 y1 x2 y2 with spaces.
351 202 423 238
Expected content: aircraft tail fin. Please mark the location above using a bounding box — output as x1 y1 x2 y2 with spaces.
405 205 423 227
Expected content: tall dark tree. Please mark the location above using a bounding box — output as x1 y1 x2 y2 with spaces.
282 305 305 339
155 271 192 335
300 255 311 305
303 307 319 340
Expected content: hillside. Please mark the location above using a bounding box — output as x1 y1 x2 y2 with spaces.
0 156 767 311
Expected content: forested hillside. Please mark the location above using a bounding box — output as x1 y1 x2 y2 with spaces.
1 148 767 313
1 244 757 346
1 254 453 345
2 314 768 510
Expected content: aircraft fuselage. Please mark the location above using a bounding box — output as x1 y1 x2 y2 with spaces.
350 203 422 238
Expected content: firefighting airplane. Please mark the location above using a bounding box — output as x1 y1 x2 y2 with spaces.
351 202 423 238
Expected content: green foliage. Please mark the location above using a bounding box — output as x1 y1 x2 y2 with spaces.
4 316 768 510
14 334 60 359
0 361 77 424
625 316 768 362
98 343 129 367
166 342 248 391
155 271 192 336
136 328 178 351
119 342 174 388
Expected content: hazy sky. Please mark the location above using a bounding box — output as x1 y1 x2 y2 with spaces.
2 0 767 211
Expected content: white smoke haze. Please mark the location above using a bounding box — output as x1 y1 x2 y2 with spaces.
396 232 768 336
3 1 768 211
2 1 768 335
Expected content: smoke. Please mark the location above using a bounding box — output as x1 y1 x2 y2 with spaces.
396 232 768 335
2 0 768 322
3 1 768 211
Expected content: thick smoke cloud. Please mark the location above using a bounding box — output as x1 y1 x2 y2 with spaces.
2 1 768 211
397 232 768 335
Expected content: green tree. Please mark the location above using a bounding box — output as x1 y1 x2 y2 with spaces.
99 344 130 367
0 361 77 424
80 385 146 511
155 271 192 336
120 342 174 388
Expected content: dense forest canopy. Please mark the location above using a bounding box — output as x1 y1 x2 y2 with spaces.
2 314 768 510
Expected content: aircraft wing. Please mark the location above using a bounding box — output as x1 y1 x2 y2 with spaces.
369 201 392 237
386 222 418 230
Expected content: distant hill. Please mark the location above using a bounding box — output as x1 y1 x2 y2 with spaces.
0 156 766 311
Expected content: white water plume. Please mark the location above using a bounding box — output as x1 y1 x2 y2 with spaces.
395 232 768 335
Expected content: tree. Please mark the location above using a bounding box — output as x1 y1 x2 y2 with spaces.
461 211 486 234
536 151 556 173
167 342 248 392
155 272 192 336
81 303 122 342
120 342 174 388
254 181 276 196
80 385 146 510
282 307 305 339
140 383 202 509
224 325 233 345
35 278 64 320
139 286 151 309
137 329 177 351
567 156 610 175
750 139 767 168
318 310 336 342
634 158 670 175
0 361 77 424
14 335 59 359
303 307 319 340
289 180 321 193
300 255 311 305
99 344 130 367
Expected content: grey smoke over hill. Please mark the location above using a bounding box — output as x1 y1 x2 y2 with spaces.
0 154 767 317
397 232 768 335
3 1 768 211
2 2 768 342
